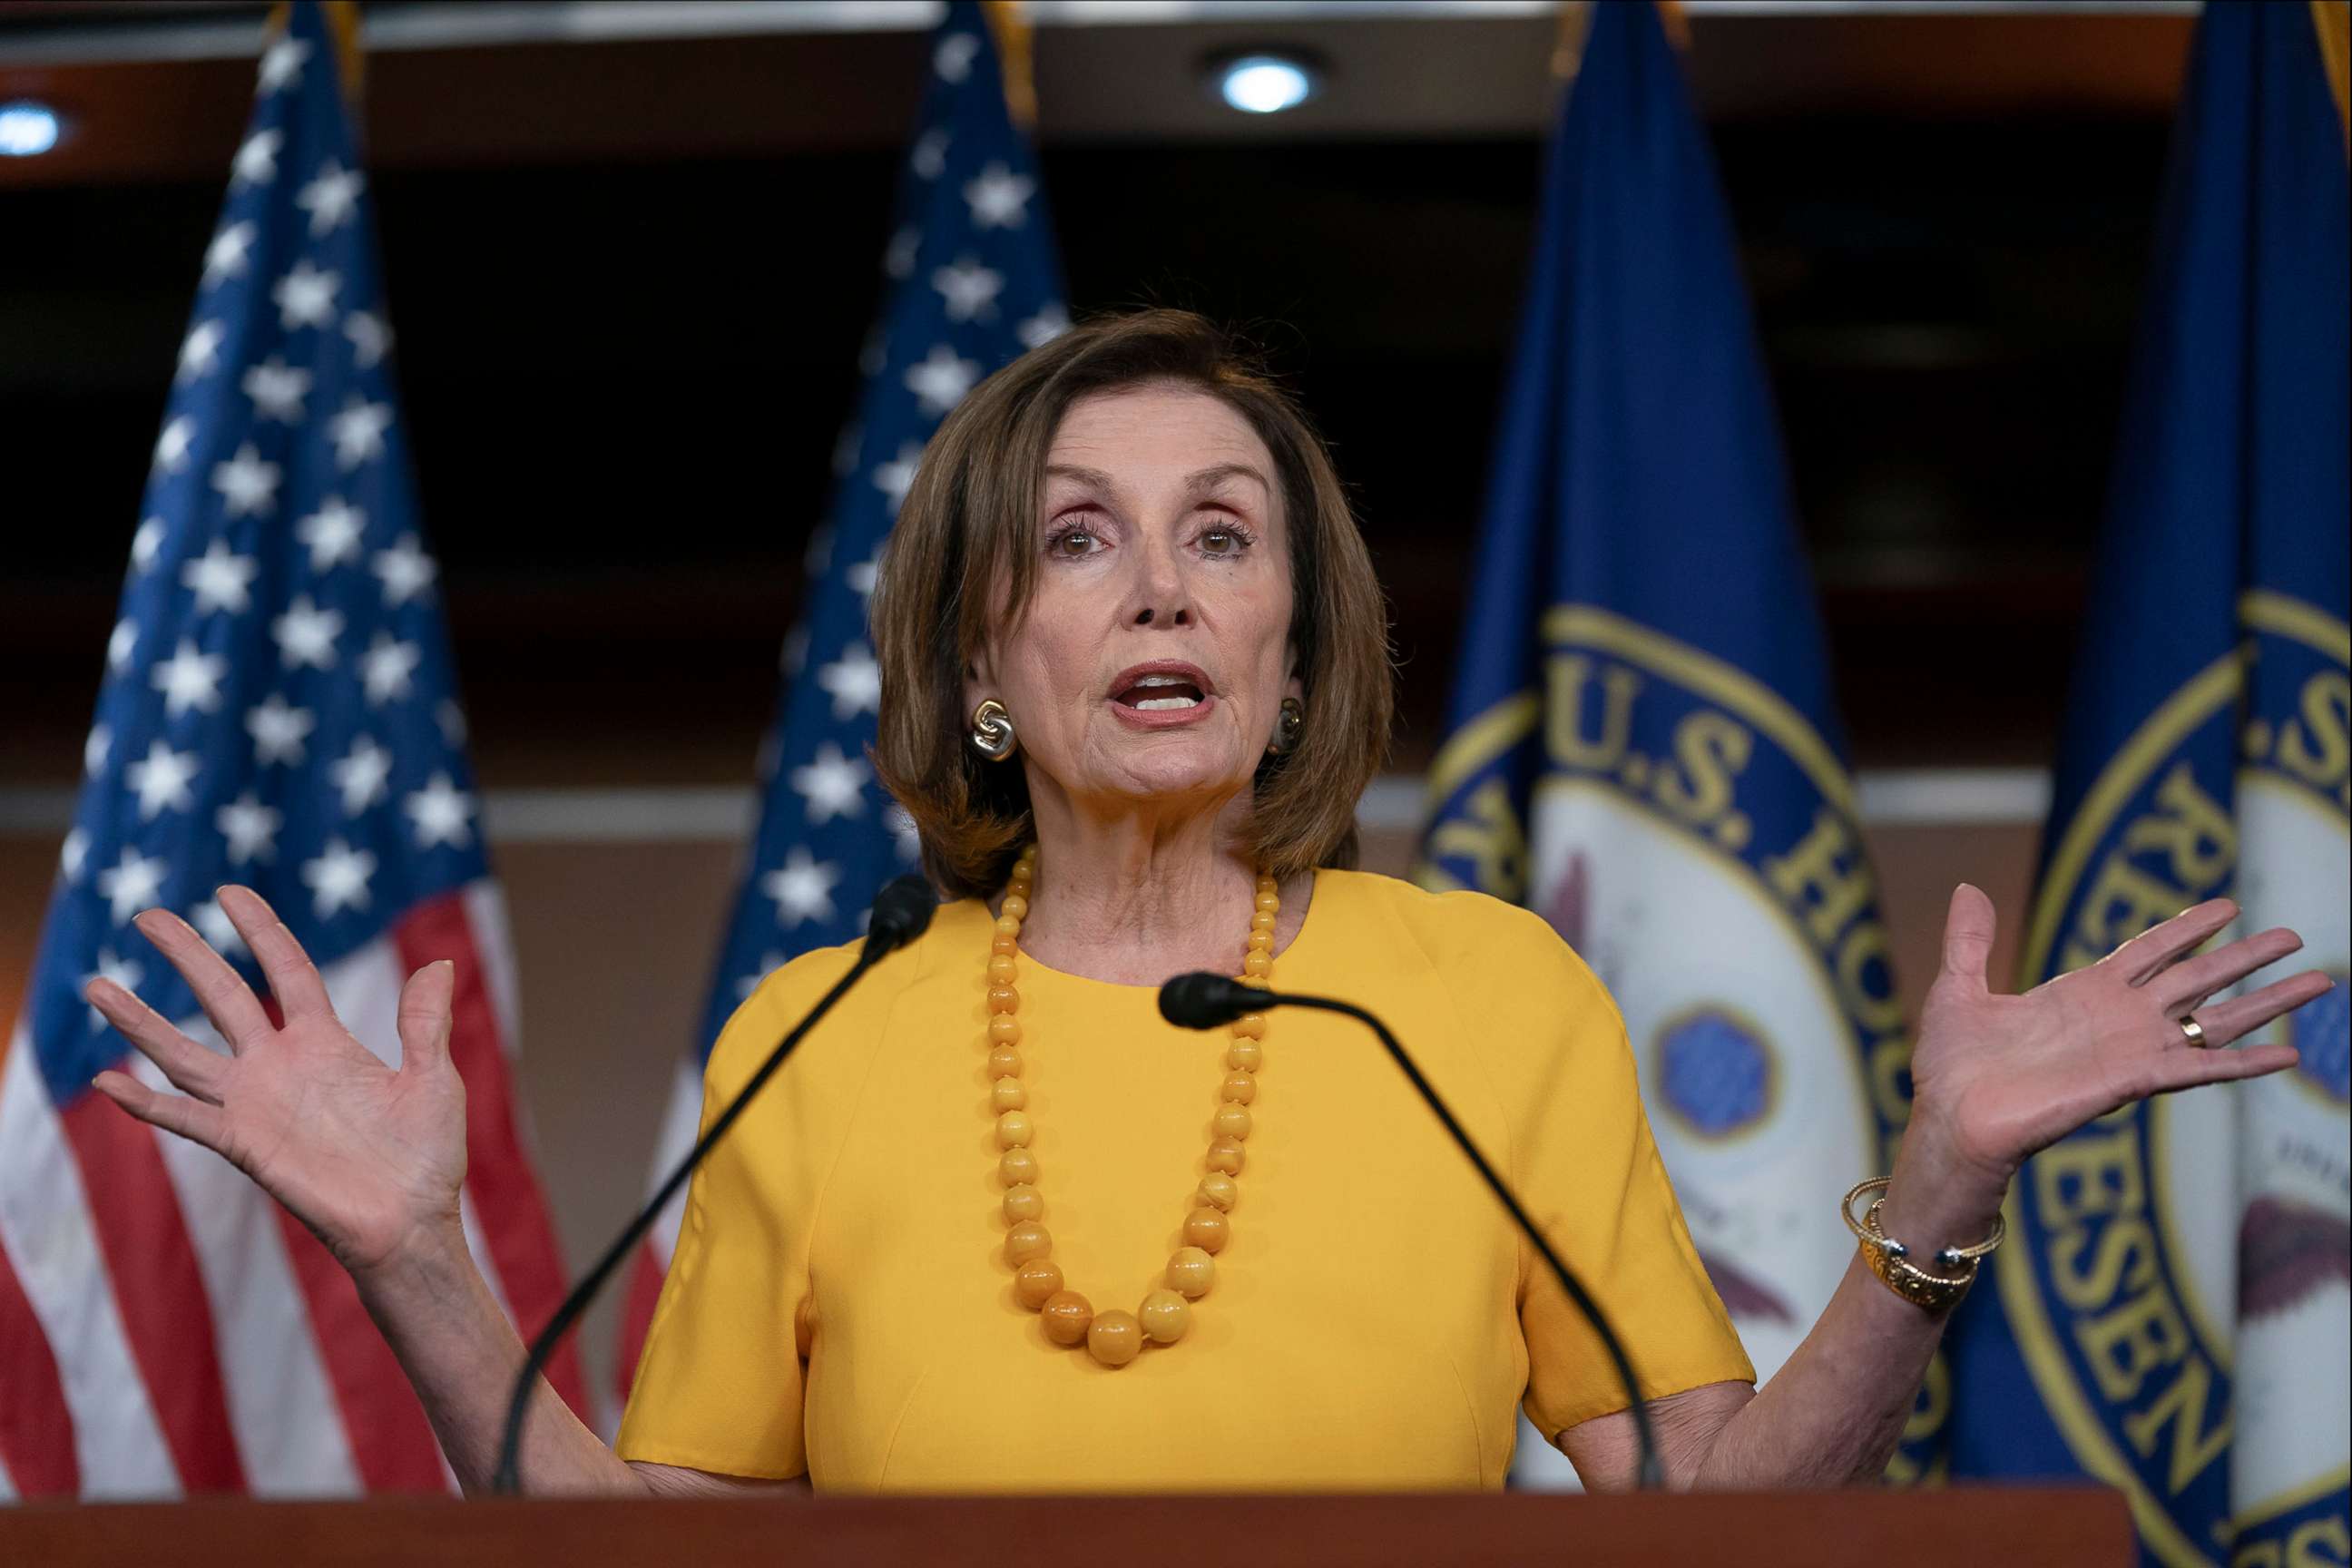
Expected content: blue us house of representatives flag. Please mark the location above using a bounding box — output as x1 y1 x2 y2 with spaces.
1413 0 1929 1484
612 0 1066 1401
0 0 583 1498
1944 8 2349 1563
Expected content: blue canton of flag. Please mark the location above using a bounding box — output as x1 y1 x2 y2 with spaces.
1410 1 1927 1487
0 1 586 1498
34 5 479 1106
613 0 1066 1400
1944 8 2349 1563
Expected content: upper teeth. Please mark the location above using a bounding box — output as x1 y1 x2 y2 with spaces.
1129 674 1200 710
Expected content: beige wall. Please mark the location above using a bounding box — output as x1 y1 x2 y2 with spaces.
0 808 2041 1407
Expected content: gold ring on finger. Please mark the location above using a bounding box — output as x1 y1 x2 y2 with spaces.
2177 1014 2210 1048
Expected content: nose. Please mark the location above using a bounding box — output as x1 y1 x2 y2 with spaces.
1128 532 1191 628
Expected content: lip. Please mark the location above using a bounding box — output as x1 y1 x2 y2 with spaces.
1106 660 1218 730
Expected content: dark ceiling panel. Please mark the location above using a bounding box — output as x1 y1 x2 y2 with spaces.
1 7 2192 184
0 8 2190 788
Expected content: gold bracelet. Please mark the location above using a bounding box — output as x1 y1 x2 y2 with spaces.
1840 1177 2005 1315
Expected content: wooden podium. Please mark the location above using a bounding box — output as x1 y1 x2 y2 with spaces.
1 1486 2130 1565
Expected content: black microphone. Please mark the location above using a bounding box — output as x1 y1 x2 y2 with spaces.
491 875 936 1495
1158 971 1664 1490
1157 971 1260 1030
862 872 938 964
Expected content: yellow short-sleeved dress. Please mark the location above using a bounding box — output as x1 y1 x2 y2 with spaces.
613 868 1753 1491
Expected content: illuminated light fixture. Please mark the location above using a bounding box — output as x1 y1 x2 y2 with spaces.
1209 52 1320 116
0 99 64 157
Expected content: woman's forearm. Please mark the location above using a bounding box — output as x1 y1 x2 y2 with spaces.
1690 1132 2007 1489
351 1220 651 1497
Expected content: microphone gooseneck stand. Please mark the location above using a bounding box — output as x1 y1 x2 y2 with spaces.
490 877 937 1496
1159 971 1666 1490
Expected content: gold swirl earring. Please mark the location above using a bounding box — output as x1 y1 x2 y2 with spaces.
1266 697 1305 756
970 699 1017 761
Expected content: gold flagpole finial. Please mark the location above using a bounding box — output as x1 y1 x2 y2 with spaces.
263 1 365 101
1658 0 1691 51
981 0 1038 129
2312 0 2350 150
1550 0 1591 82
1553 1 1690 83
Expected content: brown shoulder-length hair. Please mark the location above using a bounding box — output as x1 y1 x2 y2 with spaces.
869 308 1393 899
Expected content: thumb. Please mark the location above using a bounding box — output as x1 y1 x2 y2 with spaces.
1940 883 1998 990
397 959 456 1073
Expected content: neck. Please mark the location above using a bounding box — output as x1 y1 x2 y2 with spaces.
1007 782 1272 986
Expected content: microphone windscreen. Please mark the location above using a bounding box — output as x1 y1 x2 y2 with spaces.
1159 971 1257 1029
863 875 939 960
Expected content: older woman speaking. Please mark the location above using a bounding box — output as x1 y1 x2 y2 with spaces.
86 309 2328 1496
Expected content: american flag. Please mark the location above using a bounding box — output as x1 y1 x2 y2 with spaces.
612 0 1066 1402
0 1 583 1497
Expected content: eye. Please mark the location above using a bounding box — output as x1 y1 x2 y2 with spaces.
1197 522 1256 557
1045 525 1103 559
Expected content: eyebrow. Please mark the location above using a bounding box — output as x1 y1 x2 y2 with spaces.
1044 462 1272 502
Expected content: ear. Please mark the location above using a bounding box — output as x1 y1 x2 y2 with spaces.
963 644 999 714
1283 647 1305 706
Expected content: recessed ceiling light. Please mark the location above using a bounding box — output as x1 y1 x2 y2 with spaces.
0 100 64 157
1210 53 1320 116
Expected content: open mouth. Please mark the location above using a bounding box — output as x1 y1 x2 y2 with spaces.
1108 662 1216 719
1115 675 1208 710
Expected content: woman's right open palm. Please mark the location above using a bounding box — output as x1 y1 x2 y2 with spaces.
83 883 469 1279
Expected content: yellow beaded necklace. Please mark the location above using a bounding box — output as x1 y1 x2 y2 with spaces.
984 843 1276 1367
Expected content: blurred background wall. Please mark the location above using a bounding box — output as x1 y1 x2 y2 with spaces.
0 0 2199 1398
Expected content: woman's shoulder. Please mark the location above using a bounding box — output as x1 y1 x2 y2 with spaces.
733 936 867 1017
704 900 991 1095
704 938 866 1095
1314 868 1602 989
1312 869 1626 1078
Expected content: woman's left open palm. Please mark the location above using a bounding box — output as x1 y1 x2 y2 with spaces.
1907 885 2330 1187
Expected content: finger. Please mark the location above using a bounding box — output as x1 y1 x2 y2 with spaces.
397 960 456 1075
2113 897 2238 985
91 1068 230 1151
84 978 230 1104
2189 971 2336 1048
129 906 274 1052
2144 1041 2301 1094
2150 926 2303 1012
1939 883 1998 990
217 885 334 1020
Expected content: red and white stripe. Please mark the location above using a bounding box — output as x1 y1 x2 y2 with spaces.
611 1054 704 1416
0 879 584 1495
